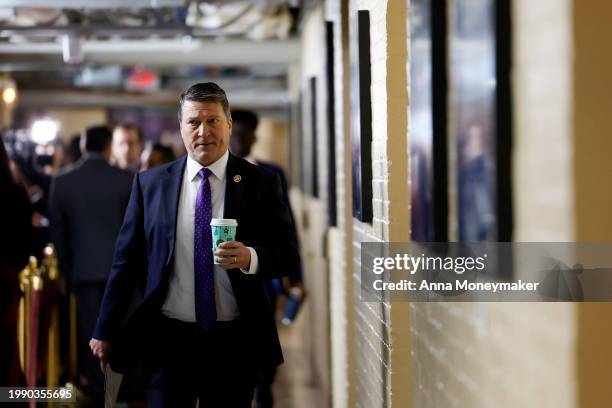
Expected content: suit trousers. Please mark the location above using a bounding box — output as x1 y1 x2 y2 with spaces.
146 313 258 408
255 280 279 408
74 283 107 405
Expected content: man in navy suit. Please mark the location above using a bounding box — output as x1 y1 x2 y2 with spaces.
49 126 133 405
89 83 300 407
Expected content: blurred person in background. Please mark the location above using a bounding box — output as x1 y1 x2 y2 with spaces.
230 109 305 408
0 137 33 386
49 126 133 406
111 123 144 172
16 139 59 256
141 143 176 171
35 137 64 177
64 134 82 166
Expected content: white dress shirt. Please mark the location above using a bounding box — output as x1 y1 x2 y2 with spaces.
162 149 258 322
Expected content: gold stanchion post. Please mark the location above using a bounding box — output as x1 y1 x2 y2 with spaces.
43 244 60 388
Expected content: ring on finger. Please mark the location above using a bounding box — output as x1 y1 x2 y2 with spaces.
233 256 237 264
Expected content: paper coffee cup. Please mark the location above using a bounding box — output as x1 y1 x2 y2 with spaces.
210 218 238 264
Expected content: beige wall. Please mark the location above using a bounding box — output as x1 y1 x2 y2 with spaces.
513 0 575 241
349 0 412 407
573 0 612 407
39 109 108 143
298 5 333 404
251 118 290 174
572 0 612 241
1 103 14 128
385 1 412 406
324 1 357 408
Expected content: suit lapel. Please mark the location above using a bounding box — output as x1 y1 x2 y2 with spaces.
224 153 248 295
161 157 186 267
223 153 245 234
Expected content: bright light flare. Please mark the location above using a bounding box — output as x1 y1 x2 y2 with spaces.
2 86 16 104
31 119 58 144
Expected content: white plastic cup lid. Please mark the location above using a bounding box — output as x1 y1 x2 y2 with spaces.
210 218 238 227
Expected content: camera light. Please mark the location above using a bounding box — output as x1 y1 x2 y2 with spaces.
31 119 58 144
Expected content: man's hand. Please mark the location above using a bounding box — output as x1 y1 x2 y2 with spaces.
214 241 251 270
89 338 111 373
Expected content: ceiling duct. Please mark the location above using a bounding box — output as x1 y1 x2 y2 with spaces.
204 0 288 8
186 1 291 40
0 0 298 67
0 0 186 8
0 38 299 65
74 65 122 87
61 34 82 63
0 1 294 40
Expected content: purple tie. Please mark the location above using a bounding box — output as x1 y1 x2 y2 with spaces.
194 167 216 329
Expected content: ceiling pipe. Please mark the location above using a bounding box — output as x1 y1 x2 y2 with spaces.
0 38 300 65
0 0 186 8
18 88 289 109
61 34 83 64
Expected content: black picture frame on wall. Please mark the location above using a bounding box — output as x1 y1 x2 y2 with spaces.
449 0 499 242
289 94 302 189
350 10 373 223
309 77 319 198
495 0 513 242
431 0 449 242
297 91 306 192
326 21 338 227
448 0 513 279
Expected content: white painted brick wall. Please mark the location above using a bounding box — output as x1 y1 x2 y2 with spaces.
324 1 354 408
299 0 577 407
410 303 576 408
513 0 574 241
350 1 397 407
299 6 333 403
409 1 576 408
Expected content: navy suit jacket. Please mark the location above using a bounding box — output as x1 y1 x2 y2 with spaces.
49 155 133 285
256 160 302 284
93 153 300 372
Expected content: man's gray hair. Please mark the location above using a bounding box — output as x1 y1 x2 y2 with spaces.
178 82 231 121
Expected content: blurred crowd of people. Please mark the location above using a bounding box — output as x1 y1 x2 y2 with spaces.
0 122 177 402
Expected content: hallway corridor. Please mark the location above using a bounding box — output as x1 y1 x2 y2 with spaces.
274 300 329 408
3 0 612 407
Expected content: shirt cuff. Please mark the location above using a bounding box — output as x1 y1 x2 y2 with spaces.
241 247 259 275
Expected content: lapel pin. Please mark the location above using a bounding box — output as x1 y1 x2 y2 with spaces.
233 175 242 183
